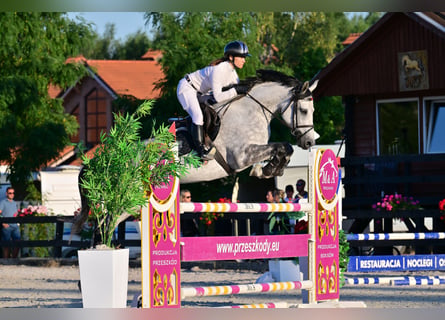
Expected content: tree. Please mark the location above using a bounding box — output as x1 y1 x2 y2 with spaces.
256 12 349 143
114 30 152 60
0 12 94 198
347 12 383 34
146 13 340 142
262 12 382 144
80 23 119 59
81 23 152 60
144 12 382 145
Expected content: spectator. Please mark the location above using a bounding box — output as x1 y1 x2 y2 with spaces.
265 189 275 203
277 189 285 203
264 189 275 234
181 189 192 203
294 179 308 203
265 188 288 234
265 188 282 203
180 189 199 236
0 187 20 258
283 184 295 203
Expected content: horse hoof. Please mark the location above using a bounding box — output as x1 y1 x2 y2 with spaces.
262 165 274 177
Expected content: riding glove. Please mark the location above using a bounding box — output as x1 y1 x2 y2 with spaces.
233 84 250 95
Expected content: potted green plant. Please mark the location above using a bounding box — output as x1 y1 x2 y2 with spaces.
77 100 199 308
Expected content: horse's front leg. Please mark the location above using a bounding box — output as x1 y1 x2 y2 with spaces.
268 147 294 177
234 142 293 179
261 142 293 177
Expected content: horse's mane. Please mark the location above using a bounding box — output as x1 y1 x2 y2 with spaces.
239 69 304 92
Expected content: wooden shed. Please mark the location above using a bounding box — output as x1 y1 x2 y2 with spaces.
312 12 445 249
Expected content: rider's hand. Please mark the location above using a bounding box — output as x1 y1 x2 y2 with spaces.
234 84 249 95
206 97 217 105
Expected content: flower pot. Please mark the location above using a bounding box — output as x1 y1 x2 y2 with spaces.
268 259 302 282
78 248 129 308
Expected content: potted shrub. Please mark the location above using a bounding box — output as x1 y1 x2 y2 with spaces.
77 100 199 308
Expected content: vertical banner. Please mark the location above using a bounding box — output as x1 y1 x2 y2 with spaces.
312 149 340 301
141 176 181 308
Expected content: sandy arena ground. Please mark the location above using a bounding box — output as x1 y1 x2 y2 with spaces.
1 259 445 308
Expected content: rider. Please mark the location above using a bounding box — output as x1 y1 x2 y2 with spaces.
177 40 251 160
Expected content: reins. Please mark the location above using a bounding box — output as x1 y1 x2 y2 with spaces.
245 91 314 139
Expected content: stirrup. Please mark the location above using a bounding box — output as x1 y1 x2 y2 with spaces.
202 147 216 161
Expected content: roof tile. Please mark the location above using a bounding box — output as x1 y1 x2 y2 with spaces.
49 56 164 100
86 59 164 100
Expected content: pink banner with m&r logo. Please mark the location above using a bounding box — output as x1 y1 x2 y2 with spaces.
181 234 311 262
314 148 340 301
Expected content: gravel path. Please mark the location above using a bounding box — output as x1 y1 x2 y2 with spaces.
1 260 445 308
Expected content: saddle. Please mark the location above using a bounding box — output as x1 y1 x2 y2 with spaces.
173 97 221 142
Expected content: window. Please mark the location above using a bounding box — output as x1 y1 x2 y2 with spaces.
426 101 445 153
377 100 419 155
85 88 107 146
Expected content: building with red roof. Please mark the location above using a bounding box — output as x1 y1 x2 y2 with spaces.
46 51 165 167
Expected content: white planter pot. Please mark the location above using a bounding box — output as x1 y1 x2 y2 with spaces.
268 259 302 282
78 248 129 308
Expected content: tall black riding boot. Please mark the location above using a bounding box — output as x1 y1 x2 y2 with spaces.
191 123 211 160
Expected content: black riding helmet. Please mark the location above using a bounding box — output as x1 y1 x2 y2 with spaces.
224 40 251 58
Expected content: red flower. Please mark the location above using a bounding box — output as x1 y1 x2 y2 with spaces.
17 205 49 217
439 199 445 225
439 199 445 211
294 220 308 234
200 198 228 227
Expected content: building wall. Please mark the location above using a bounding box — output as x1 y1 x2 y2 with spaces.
40 166 81 216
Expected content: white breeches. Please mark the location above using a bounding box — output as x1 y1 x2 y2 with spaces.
177 78 203 125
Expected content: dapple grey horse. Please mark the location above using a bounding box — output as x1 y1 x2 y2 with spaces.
73 70 318 235
177 69 318 183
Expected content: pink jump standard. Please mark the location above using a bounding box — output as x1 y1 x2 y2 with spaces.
141 175 181 308
309 148 341 302
141 148 341 308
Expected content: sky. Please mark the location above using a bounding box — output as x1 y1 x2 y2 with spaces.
66 12 368 41
66 12 150 41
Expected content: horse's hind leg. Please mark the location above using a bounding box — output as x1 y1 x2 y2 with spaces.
244 142 293 179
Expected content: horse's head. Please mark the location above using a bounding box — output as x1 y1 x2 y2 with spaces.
238 70 318 149
287 79 319 149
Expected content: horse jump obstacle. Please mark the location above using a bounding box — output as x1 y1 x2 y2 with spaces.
140 148 343 308
345 231 445 286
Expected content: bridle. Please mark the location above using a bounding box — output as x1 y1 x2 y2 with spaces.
245 86 314 138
